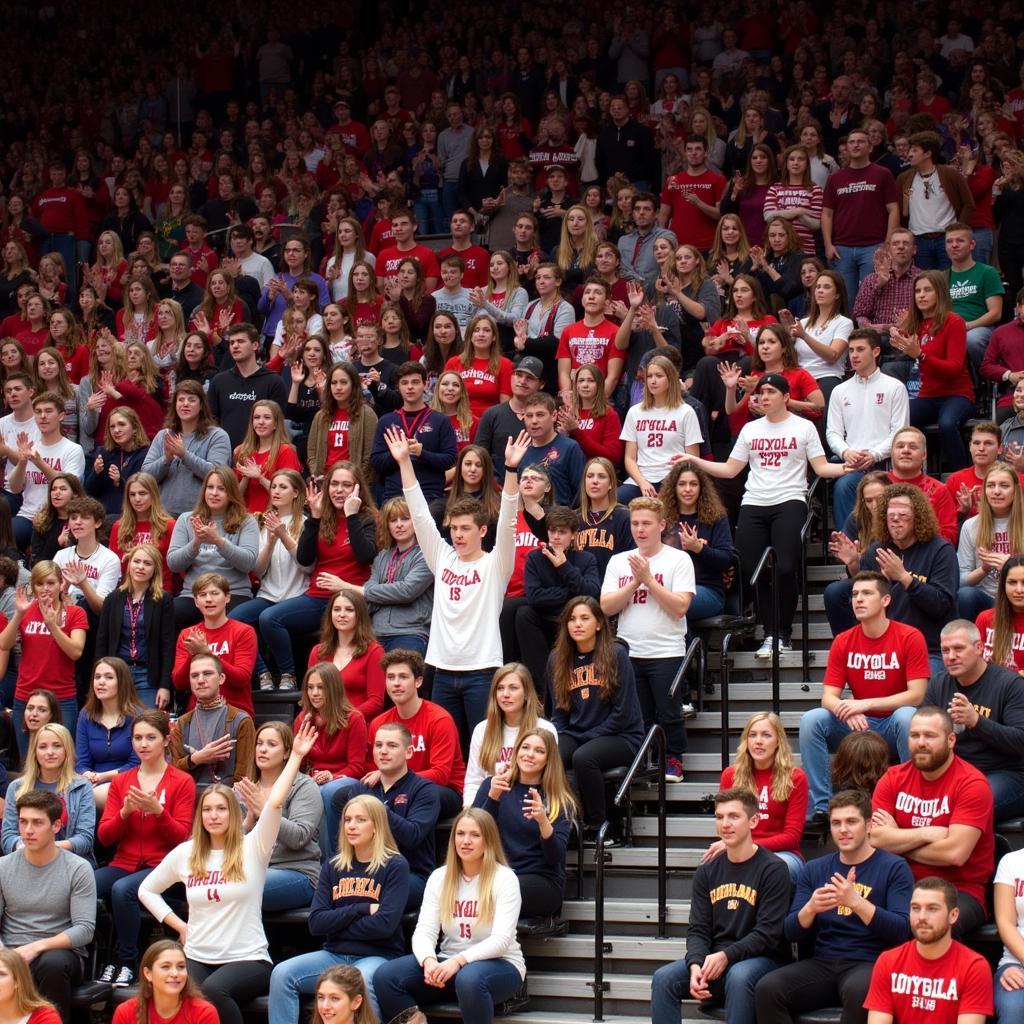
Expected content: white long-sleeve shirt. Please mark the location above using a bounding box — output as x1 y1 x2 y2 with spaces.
412 863 526 978
825 368 910 462
463 718 558 807
405 480 517 671
139 803 281 964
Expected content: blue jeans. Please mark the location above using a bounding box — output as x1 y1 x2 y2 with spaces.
375 953 523 1024
832 468 874 533
431 668 494 746
258 595 329 675
958 585 995 621
652 955 779 1024
915 234 951 270
262 868 315 913
618 480 663 504
833 244 878 310
13 697 79 759
129 665 158 709
381 633 428 654
441 182 460 222
775 850 803 883
991 770 1024 823
269 950 389 1024
686 587 725 625
799 705 917 813
41 233 78 295
318 775 360 859
974 228 994 269
996 964 1024 1024
633 656 687 757
414 193 446 235
229 596 275 675
966 325 994 371
910 394 974 470
94 865 154 963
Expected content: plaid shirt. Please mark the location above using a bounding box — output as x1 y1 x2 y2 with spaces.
852 262 922 328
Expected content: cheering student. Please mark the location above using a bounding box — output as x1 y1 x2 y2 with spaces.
110 941 217 1024
308 362 378 483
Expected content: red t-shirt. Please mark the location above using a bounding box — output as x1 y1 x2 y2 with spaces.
872 755 994 911
325 412 351 469
864 940 993 1024
660 169 727 252
729 366 822 432
294 707 367 779
506 509 542 599
824 619 931 701
306 520 372 598
719 764 808 853
16 603 87 700
571 407 624 466
171 618 258 717
944 466 987 518
308 641 386 720
445 354 514 419
705 315 777 357
822 165 900 247
447 412 478 452
368 699 466 793
60 344 91 385
556 319 621 377
16 326 49 357
376 243 440 281
977 607 1024 673
234 444 303 515
108 518 176 593
437 245 490 289
113 996 219 1024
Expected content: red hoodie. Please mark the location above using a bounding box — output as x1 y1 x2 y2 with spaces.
172 618 258 716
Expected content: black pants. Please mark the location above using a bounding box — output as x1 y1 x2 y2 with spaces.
188 958 274 1024
735 500 806 639
499 596 529 664
952 891 986 937
518 873 564 917
690 352 751 445
558 734 636 827
31 949 82 1024
754 957 874 1024
1000 239 1024 298
513 605 558 704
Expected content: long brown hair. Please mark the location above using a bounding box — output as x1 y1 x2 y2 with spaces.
459 314 503 375
571 363 609 418
0 947 56 1016
852 471 890 553
118 472 172 549
83 656 142 722
805 269 849 326
749 323 799 372
708 214 751 269
194 466 250 535
991 555 1024 667
135 941 203 1024
31 472 84 534
188 784 245 882
316 589 377 662
317 460 377 544
444 445 500 524
550 597 618 709
166 379 216 436
235 399 291 468
506 728 577 823
901 269 953 336
299 663 353 735
308 966 375 1024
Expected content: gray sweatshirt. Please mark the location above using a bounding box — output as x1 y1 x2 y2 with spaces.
268 772 324 884
166 512 260 596
0 848 96 955
142 427 234 517
363 544 434 640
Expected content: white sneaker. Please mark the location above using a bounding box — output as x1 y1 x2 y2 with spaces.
755 636 793 659
258 671 275 691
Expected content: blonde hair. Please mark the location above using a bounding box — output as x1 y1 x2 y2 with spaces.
641 354 683 410
118 472 172 550
235 399 291 470
430 370 473 436
439 808 507 930
331 794 400 872
117 542 165 601
506 728 576 824
261 469 305 541
556 205 598 272
479 664 543 777
730 712 796 802
0 948 54 1015
977 464 1024 552
187 784 246 882
19 723 77 795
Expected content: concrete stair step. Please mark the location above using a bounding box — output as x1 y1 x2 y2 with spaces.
522 933 687 960
561 898 692 926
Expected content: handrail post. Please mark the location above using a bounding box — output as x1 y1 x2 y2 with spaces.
592 820 610 1022
720 632 732 771
770 551 780 714
656 726 667 939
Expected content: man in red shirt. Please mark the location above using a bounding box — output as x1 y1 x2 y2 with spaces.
367 649 465 818
864 876 992 1024
327 99 369 155
171 573 257 716
801 571 929 825
945 422 1001 520
556 279 625 395
31 160 89 296
887 426 958 544
179 215 219 288
375 209 439 291
659 136 725 254
437 211 489 289
870 707 994 936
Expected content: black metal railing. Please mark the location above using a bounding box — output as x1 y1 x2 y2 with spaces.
589 636 703 1022
749 546 780 713
800 476 823 682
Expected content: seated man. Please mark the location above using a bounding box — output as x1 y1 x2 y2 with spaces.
944 421 1001 520
870 706 993 936
924 619 1024 821
340 721 440 911
825 484 958 671
367 649 465 819
651 788 791 1024
171 573 258 717
886 426 958 544
0 790 96 1024
801 571 929 825
864 877 992 1024
755 789 913 1024
169 653 255 788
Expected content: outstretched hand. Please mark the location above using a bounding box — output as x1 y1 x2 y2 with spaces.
504 429 531 470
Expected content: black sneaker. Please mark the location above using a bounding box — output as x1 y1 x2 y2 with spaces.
112 966 135 988
98 964 117 984
805 811 829 834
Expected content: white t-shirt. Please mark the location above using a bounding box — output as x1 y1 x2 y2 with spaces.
602 544 695 659
463 718 558 807
995 847 1024 967
254 514 312 603
730 414 823 508
239 252 275 290
53 544 122 605
272 313 324 351
431 287 475 332
795 314 854 379
16 437 86 519
139 801 280 964
326 250 376 302
620 402 703 484
0 412 40 486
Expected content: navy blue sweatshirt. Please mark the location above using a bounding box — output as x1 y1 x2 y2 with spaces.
308 854 410 958
524 547 601 616
371 408 458 501
525 504 635 579
345 770 440 883
546 641 644 748
473 780 570 889
784 848 913 960
665 514 733 598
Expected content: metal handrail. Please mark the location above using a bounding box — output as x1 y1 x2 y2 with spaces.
749 546 780 713
590 637 703 1021
800 476 823 682
719 630 735 770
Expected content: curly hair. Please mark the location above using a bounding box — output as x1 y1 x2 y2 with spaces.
658 460 726 525
877 483 939 544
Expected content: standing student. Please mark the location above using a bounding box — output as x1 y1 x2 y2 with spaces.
373 808 527 1024
110 941 217 1024
95 714 196 987
556 279 624 396
383 424 530 743
687 373 849 656
601 498 695 780
266 794 409 1024
139 722 318 1024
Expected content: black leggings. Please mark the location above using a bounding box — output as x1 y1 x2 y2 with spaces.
735 500 806 639
513 605 558 705
558 734 637 827
188 958 274 1024
690 352 752 445
518 873 564 917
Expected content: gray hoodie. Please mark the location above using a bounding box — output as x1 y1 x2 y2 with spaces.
166 511 260 596
142 427 233 517
362 544 434 641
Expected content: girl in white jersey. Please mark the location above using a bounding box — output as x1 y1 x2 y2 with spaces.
138 720 318 1024
690 373 848 656
373 807 526 1024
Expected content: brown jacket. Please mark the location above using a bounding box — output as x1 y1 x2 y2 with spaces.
169 703 255 787
307 404 378 479
896 164 976 228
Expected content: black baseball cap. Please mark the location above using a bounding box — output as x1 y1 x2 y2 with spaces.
753 373 790 393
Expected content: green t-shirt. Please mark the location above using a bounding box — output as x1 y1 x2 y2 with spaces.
949 261 1004 323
